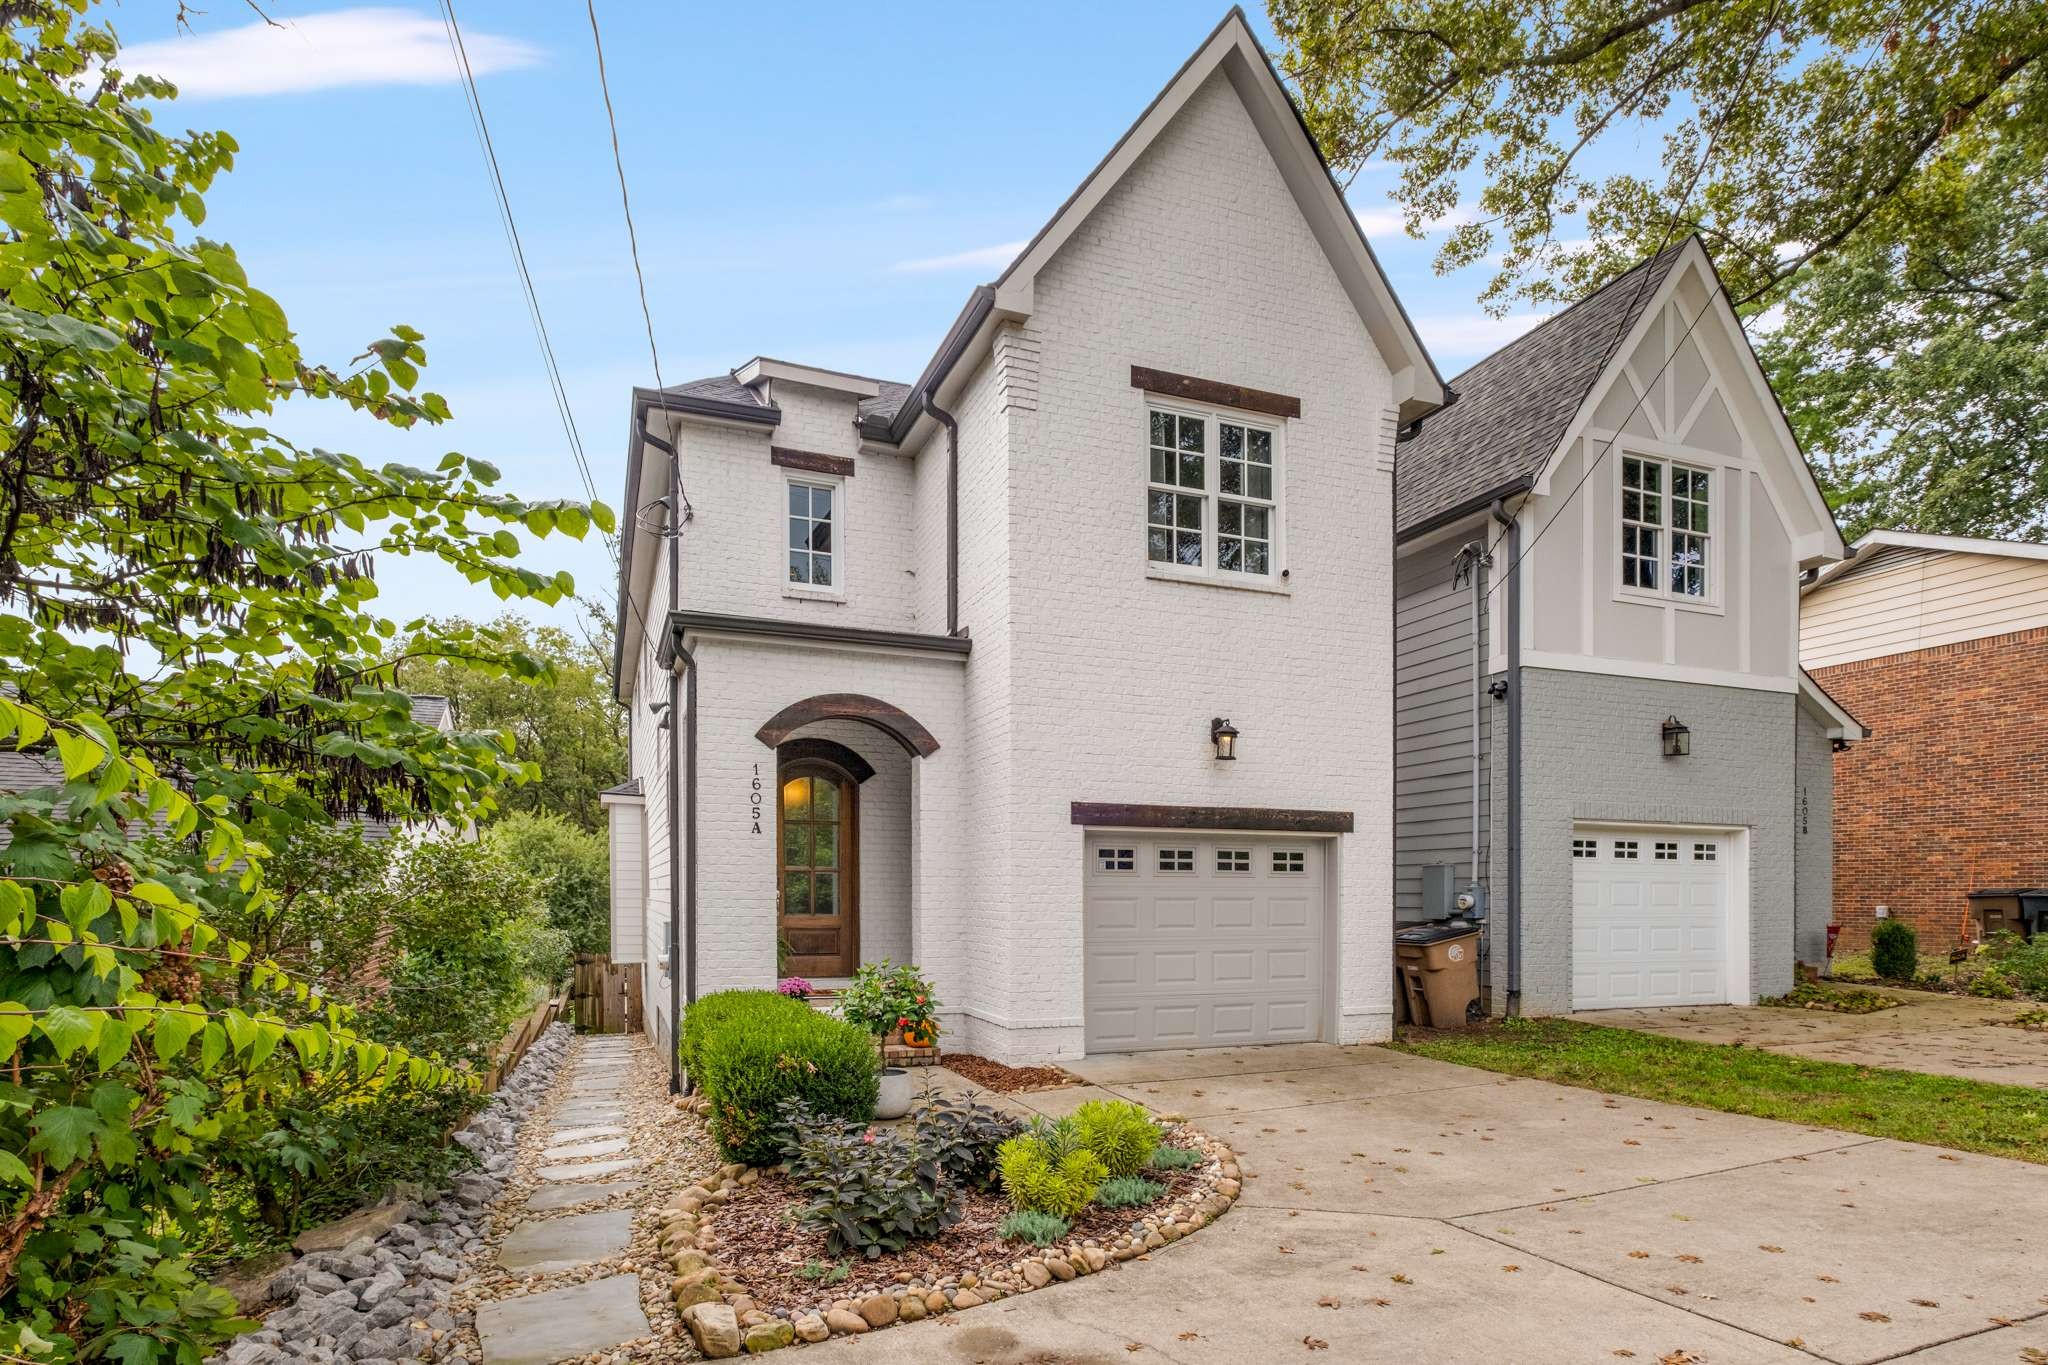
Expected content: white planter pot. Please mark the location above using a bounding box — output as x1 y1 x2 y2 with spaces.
875 1066 913 1120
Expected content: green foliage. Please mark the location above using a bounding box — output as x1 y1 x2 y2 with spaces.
487 811 611 956
835 959 941 1038
997 1209 1071 1248
1760 982 1902 1014
1148 1144 1205 1172
797 1259 851 1285
1981 932 2048 998
1871 919 1919 982
1072 1098 1160 1178
997 1117 1108 1219
0 6 609 1358
398 615 626 833
778 1101 961 1258
691 993 878 1164
1271 0 2048 539
911 1091 1025 1192
1095 1175 1168 1210
1969 966 2019 999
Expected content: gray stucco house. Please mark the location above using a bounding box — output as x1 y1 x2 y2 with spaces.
1393 238 1863 1016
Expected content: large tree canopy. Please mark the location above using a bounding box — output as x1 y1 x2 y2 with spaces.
1271 0 2048 538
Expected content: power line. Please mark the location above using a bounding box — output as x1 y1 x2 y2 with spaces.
584 0 691 523
1476 0 1785 600
437 0 611 560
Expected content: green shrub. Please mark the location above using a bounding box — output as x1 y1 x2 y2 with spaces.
913 1091 1024 1190
1982 932 2048 998
997 1117 1108 1218
1095 1175 1167 1209
1969 966 2019 999
691 992 879 1163
1870 919 1918 982
1148 1144 1204 1172
998 1210 1071 1247
487 811 612 956
778 1101 959 1257
1073 1098 1159 1177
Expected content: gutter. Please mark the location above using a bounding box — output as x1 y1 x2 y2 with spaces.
861 286 997 447
922 394 962 635
1397 474 1534 546
1490 497 1523 1016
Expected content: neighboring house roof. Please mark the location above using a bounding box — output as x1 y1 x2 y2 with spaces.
0 749 62 794
409 694 454 730
1396 243 1685 538
1800 529 2048 668
1807 529 2048 591
599 777 644 805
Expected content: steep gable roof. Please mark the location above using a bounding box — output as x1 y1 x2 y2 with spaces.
1396 244 1685 538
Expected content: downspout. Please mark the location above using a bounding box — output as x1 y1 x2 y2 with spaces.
922 394 961 635
641 415 697 1094
1490 498 1523 1016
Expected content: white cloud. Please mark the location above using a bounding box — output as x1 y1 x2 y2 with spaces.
120 7 542 99
889 240 1028 274
1412 311 1551 358
1348 200 1477 240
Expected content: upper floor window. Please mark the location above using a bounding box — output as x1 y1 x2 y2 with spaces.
1146 407 1279 582
1620 455 1710 600
788 481 836 589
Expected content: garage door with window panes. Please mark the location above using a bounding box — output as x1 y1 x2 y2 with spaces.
1571 830 1729 1009
1083 836 1323 1052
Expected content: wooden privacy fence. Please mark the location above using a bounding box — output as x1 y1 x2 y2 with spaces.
571 953 644 1035
483 992 566 1092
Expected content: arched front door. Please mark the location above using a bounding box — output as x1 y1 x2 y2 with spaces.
778 759 859 977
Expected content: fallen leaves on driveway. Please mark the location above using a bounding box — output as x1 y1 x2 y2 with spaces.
1759 1244 1785 1253
1317 1296 1340 1309
1860 1311 1892 1322
1303 1336 1329 1351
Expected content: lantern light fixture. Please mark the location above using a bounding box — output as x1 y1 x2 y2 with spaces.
1210 716 1239 761
1661 715 1691 758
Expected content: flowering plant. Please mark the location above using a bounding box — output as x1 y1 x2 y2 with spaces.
777 976 815 999
892 965 939 1036
838 960 941 1040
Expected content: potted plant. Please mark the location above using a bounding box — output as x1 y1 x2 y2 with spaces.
892 965 940 1048
837 961 899 1040
776 976 814 1001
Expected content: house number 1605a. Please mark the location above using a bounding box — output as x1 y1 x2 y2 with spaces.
751 763 764 835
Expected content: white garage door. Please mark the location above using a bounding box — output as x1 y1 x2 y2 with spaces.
1572 828 1731 1009
1084 835 1323 1052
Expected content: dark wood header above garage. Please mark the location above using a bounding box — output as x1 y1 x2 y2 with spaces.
1070 802 1353 834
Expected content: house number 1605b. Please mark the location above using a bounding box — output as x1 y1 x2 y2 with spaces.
751 763 764 835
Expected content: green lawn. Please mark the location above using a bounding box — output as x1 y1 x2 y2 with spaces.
1391 1017 2048 1165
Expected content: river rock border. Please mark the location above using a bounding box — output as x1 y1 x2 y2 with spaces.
651 1104 1243 1358
209 1024 574 1365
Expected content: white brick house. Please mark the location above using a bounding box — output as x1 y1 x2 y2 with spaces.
608 11 1447 1068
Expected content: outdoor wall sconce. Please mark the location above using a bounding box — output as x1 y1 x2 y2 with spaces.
1661 715 1691 758
1210 716 1240 761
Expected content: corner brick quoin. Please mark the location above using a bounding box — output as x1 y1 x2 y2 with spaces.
1812 625 2048 949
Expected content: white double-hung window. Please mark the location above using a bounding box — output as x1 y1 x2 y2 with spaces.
1145 406 1279 581
1620 453 1711 600
787 479 838 591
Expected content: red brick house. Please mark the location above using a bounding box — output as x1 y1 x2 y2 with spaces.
1802 531 2048 949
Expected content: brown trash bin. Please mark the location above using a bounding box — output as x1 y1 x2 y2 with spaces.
1395 922 1482 1027
1968 889 2047 942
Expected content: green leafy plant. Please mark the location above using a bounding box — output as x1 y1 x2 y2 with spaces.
1871 920 1919 982
797 1258 851 1285
835 961 899 1036
486 811 612 957
1073 1098 1160 1178
998 1209 1071 1248
1980 932 2048 999
1095 1175 1167 1209
912 1091 1024 1191
1760 982 1902 1014
778 1100 960 1258
997 1117 1108 1218
1969 966 2019 999
690 992 878 1163
1148 1145 1204 1172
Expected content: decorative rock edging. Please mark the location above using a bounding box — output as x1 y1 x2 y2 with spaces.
209 1024 576 1365
650 1103 1242 1358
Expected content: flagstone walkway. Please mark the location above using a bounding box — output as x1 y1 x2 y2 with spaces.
464 1034 713 1365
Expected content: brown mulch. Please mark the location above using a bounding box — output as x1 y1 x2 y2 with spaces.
942 1052 1079 1093
709 1159 1202 1313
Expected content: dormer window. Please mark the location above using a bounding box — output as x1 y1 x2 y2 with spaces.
787 480 836 590
1621 454 1710 600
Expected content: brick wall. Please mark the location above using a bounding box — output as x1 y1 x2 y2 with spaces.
1811 626 2048 949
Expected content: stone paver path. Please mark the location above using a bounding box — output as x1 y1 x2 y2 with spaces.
473 1037 653 1363
1579 983 2048 1087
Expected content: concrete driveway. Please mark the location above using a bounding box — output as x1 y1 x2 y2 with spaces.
817 1043 2048 1364
1579 985 2048 1088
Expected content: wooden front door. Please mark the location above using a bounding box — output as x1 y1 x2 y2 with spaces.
778 761 858 977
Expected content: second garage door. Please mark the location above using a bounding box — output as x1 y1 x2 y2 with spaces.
1083 835 1324 1052
1572 827 1731 1009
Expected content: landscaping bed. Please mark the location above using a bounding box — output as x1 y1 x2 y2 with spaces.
1393 1017 2048 1165
1760 981 1902 1013
942 1052 1079 1093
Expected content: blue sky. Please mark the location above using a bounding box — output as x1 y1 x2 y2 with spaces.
116 2 1552 639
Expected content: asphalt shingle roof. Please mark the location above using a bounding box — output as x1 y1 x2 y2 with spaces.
1397 243 1686 537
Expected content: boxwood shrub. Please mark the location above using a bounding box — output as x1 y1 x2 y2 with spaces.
687 990 879 1163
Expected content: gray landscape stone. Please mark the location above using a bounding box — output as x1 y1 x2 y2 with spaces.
291 1201 414 1254
548 1123 626 1144
539 1136 629 1161
526 1178 641 1211
497 1208 635 1273
474 1275 650 1365
536 1156 642 1182
550 1104 625 1126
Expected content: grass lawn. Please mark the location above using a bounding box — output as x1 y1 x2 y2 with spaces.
1391 1017 2048 1165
